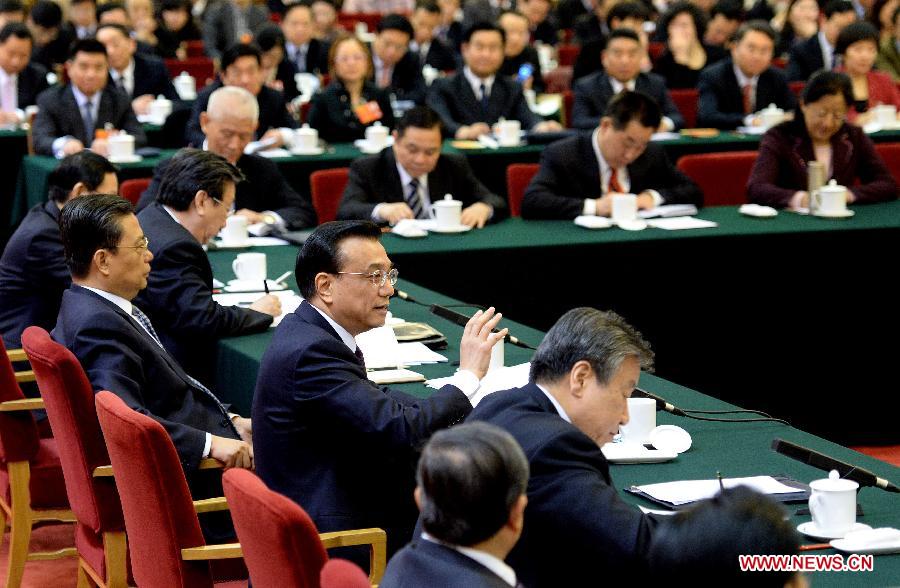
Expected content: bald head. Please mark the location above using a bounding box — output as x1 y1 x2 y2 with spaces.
206 85 259 122
200 86 260 163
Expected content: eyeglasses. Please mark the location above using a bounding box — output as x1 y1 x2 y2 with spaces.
336 268 399 288
113 236 150 252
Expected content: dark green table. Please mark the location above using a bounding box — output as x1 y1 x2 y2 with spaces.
206 248 900 586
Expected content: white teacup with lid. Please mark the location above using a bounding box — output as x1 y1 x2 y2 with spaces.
174 72 196 100
809 469 858 537
760 103 785 128
294 124 319 152
107 132 135 160
432 194 462 229
814 180 849 214
365 121 389 150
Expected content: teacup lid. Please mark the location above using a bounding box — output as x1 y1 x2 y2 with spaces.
297 123 316 134
177 71 193 78
810 470 859 491
433 193 460 206
820 179 846 193
762 103 783 113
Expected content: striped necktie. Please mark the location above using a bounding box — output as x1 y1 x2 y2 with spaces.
406 178 424 218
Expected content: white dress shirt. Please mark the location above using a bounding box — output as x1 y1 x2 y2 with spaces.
110 59 136 97
0 67 21 116
818 31 835 70
421 533 517 587
535 383 571 422
463 66 495 103
372 161 433 222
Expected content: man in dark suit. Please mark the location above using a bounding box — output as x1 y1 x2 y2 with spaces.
281 3 329 76
426 22 562 139
410 1 459 71
0 152 117 350
26 0 75 69
371 14 427 104
572 1 649 81
338 106 506 227
185 43 298 150
96 23 179 117
0 23 49 124
252 221 507 562
523 91 702 219
382 422 529 588
52 194 253 473
787 0 856 82
201 0 270 60
697 20 796 130
32 38 148 158
135 149 280 387
572 28 683 130
469 307 659 587
141 86 316 230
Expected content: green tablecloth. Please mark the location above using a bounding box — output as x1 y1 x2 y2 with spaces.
205 249 900 587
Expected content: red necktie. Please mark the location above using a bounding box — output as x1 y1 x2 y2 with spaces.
608 167 624 194
742 84 753 114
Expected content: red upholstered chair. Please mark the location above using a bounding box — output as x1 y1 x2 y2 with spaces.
562 90 574 128
94 391 243 588
850 446 900 467
165 58 216 89
648 41 665 64
772 56 787 69
21 327 129 588
874 142 900 187
222 469 386 588
676 151 758 206
337 12 382 33
506 163 540 217
119 178 152 206
557 44 579 67
789 81 805 98
320 559 371 588
0 339 75 588
669 88 699 129
185 40 206 58
310 168 350 223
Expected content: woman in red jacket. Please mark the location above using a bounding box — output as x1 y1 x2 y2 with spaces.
835 21 900 124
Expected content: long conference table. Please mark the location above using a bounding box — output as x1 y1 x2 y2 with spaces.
206 248 900 587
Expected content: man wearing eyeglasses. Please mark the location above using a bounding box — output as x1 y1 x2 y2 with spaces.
52 194 254 477
252 220 507 567
134 148 281 387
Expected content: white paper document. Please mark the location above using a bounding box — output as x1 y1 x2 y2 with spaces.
367 368 426 384
426 362 531 392
212 290 303 327
634 476 800 506
639 204 699 219
357 326 449 369
646 217 718 231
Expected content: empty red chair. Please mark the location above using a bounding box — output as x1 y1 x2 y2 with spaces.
22 327 129 588
320 559 371 588
557 44 579 67
222 468 385 588
119 178 152 206
165 58 216 89
676 151 758 206
874 142 900 187
506 163 540 217
94 391 243 587
0 339 75 588
310 168 349 223
669 88 699 129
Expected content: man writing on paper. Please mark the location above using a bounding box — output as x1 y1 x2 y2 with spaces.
468 307 659 586
135 148 281 387
252 220 506 564
337 105 506 227
522 91 701 220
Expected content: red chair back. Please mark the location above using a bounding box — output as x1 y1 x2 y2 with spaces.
337 11 382 33
320 559 370 588
670 88 699 129
789 81 805 98
676 151 758 206
310 168 349 223
94 391 214 588
165 58 216 88
648 41 665 64
185 40 205 58
119 178 152 206
557 44 579 67
772 56 787 69
875 142 900 187
223 469 328 588
562 90 574 128
22 327 127 580
506 163 540 217
0 339 38 465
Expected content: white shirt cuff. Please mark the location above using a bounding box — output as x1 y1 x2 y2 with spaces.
449 368 481 404
371 202 387 222
583 198 597 216
52 136 75 159
661 116 675 131
278 127 294 147
647 190 663 207
263 210 287 231
202 432 212 458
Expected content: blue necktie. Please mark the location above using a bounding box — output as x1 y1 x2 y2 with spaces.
479 82 489 113
406 178 424 219
82 99 94 142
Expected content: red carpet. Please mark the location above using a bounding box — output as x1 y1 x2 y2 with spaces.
0 522 78 587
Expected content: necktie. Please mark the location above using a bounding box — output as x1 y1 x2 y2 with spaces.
379 66 391 88
479 82 489 112
742 84 753 115
406 178 424 218
608 167 624 194
131 305 237 433
295 47 307 72
354 346 366 367
115 76 127 96
1 77 15 112
82 99 95 142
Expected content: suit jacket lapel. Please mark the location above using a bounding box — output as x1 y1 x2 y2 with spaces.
457 74 481 117
580 134 603 196
63 87 88 143
382 149 405 203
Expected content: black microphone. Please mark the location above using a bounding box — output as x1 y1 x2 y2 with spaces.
772 439 900 493
633 387 688 417
429 304 536 349
394 290 423 305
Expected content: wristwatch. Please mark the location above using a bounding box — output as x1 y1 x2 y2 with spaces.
262 213 277 225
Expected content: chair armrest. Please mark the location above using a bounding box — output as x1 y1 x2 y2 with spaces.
6 348 28 363
192 497 229 513
319 528 387 585
14 370 35 384
180 542 242 561
93 457 221 478
0 397 45 412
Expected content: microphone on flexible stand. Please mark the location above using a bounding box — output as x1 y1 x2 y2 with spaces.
772 438 900 493
428 304 536 350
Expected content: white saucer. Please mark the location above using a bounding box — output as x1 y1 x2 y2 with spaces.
224 279 289 293
290 146 325 156
574 216 613 229
831 528 900 554
812 209 855 219
602 442 677 464
648 425 692 454
108 154 143 163
797 521 871 541
425 223 472 234
616 219 649 231
213 240 251 249
739 204 778 218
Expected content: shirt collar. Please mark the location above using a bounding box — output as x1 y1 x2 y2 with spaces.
732 62 759 88
79 285 134 316
0 67 16 85
463 66 495 94
535 383 571 422
112 58 135 81
591 126 610 175
420 533 517 587
71 85 99 105
609 77 636 94
309 302 358 352
287 41 309 56
395 157 429 191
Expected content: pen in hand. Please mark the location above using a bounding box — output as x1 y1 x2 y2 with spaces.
263 279 269 295
717 471 725 492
